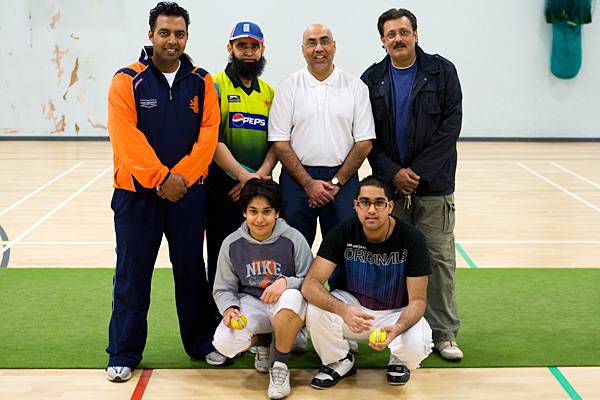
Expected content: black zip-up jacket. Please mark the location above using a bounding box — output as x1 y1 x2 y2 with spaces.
360 46 462 197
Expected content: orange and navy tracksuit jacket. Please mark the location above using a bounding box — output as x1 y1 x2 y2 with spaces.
107 46 220 192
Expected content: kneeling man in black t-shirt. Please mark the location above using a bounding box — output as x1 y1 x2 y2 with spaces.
301 175 433 389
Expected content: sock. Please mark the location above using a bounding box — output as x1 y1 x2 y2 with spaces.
255 333 272 347
273 349 290 366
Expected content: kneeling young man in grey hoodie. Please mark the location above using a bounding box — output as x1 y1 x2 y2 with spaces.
212 178 313 399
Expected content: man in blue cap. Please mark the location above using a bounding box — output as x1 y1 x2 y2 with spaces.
204 21 278 365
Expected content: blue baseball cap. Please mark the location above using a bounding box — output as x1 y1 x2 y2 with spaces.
229 21 264 43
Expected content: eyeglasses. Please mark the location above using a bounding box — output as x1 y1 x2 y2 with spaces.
385 29 413 40
234 42 261 51
356 199 389 210
304 37 332 48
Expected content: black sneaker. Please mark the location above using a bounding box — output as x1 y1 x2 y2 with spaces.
387 354 410 385
311 352 356 389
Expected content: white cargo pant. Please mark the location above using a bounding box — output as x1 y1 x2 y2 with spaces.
306 289 433 370
212 289 306 358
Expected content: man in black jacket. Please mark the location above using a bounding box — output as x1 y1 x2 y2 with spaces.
361 8 463 360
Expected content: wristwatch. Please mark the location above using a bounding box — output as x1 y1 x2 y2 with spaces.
331 177 342 188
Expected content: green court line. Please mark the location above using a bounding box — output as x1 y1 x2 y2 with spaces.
548 367 582 400
455 243 478 269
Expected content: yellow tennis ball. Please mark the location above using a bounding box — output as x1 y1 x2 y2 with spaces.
368 328 387 344
230 314 248 330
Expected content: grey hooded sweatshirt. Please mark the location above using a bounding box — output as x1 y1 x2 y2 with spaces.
212 218 313 315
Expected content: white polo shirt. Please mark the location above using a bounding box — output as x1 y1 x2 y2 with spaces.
268 66 375 167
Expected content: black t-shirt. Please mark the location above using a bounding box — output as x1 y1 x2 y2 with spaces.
317 216 431 310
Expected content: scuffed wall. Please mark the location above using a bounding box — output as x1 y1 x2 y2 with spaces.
0 0 599 138
1 1 113 136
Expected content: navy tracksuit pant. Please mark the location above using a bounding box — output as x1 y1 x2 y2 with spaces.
107 185 217 367
279 166 358 247
206 202 244 296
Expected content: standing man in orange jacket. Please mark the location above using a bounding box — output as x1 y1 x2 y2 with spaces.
105 2 220 382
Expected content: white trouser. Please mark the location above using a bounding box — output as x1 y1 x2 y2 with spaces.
213 288 306 358
306 289 433 370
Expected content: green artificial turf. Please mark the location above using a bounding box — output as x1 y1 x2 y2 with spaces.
0 268 598 369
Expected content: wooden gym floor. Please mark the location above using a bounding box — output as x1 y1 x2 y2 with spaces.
1 141 599 399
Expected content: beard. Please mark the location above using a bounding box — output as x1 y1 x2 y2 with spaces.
229 54 266 80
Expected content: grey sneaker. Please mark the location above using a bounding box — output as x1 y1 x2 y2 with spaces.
435 341 464 361
347 339 359 353
205 350 230 366
106 366 132 382
291 327 308 352
255 345 271 373
268 361 291 399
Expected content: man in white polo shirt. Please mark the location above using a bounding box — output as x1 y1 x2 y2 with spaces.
268 23 375 251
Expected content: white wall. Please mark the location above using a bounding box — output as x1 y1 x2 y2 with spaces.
1 0 598 138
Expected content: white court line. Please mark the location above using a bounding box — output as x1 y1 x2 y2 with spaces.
516 162 600 213
551 162 600 190
0 241 114 245
0 166 112 256
0 241 168 247
0 162 83 218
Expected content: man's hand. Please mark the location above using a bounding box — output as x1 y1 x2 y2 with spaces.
222 307 242 329
367 324 403 351
228 172 262 202
260 277 287 304
341 304 374 334
157 173 188 202
392 168 420 195
309 184 340 208
305 179 335 208
255 166 272 181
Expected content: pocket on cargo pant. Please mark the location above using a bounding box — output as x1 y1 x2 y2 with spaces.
443 194 455 234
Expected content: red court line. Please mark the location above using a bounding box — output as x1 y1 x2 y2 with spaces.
131 369 153 400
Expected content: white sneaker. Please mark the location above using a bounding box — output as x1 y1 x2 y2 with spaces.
255 345 271 373
435 341 464 361
268 361 291 399
291 327 308 352
106 366 132 382
311 353 356 389
387 354 410 385
205 350 229 366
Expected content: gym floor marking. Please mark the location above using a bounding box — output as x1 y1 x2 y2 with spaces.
549 367 582 400
0 224 9 267
455 243 477 269
0 165 112 258
131 369 153 400
550 162 600 190
0 162 83 218
516 162 600 214
457 240 600 244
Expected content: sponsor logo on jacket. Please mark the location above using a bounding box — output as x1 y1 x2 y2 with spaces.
229 112 267 131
